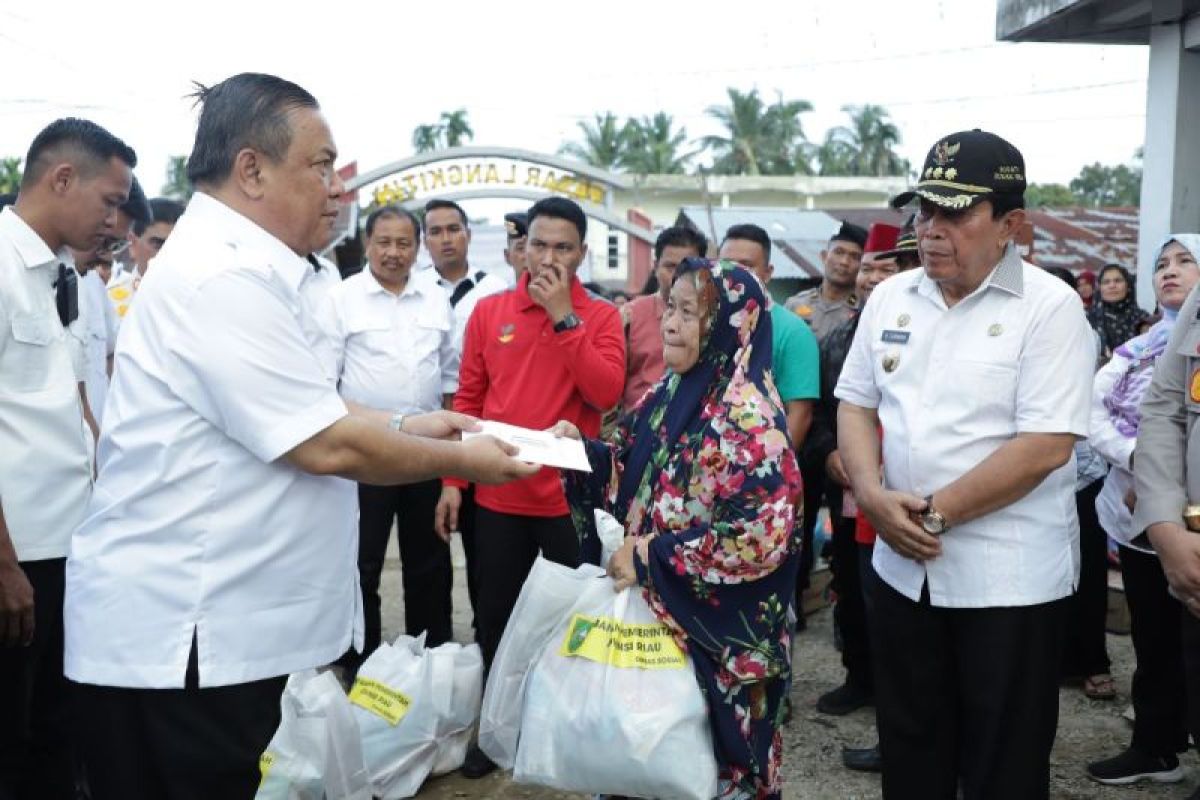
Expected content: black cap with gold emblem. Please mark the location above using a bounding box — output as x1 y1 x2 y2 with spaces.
503 212 528 240
890 129 1025 211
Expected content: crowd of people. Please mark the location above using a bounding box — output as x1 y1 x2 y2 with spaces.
2 70 1200 800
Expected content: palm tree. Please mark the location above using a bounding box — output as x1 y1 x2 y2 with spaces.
621 113 691 175
411 124 442 153
819 105 908 177
559 112 628 170
0 157 22 194
161 155 193 200
700 88 814 175
439 109 474 147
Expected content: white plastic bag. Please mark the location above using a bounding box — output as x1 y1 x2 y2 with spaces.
255 669 371 800
478 556 609 769
595 508 626 568
350 635 483 799
514 586 719 800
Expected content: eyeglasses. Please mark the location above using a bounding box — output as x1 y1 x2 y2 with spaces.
98 237 130 257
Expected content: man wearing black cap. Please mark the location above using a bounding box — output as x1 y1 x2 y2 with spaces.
503 211 527 281
836 130 1094 799
785 220 867 342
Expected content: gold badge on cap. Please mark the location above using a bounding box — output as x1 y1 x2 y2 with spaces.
988 323 1003 337
882 352 900 373
897 314 911 328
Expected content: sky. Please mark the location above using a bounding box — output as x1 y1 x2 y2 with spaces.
0 0 1150 199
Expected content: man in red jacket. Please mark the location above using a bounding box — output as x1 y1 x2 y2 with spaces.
434 196 624 777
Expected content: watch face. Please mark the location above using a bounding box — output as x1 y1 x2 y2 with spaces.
922 513 945 535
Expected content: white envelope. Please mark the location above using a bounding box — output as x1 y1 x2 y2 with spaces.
462 421 591 472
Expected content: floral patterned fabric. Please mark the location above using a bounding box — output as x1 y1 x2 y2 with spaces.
564 259 802 800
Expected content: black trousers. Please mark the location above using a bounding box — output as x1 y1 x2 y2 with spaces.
1060 479 1112 678
830 509 872 691
357 479 451 659
458 485 480 637
1119 545 1188 757
475 506 580 669
75 640 286 800
868 572 1066 800
1181 610 1200 746
0 558 73 800
797 462 825 595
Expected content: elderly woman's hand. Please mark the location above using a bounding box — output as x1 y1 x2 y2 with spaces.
547 420 582 440
608 537 638 591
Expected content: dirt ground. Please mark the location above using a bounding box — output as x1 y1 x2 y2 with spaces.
378 536 1196 800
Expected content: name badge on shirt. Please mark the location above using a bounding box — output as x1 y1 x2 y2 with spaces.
881 329 911 345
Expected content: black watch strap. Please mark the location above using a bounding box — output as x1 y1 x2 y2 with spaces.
553 312 582 333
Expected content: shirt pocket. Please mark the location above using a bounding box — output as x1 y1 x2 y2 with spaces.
346 317 396 357
7 314 57 391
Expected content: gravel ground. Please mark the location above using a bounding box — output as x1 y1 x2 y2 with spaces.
377 535 1197 799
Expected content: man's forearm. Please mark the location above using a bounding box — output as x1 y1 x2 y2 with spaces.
933 433 1074 527
786 400 813 452
0 501 18 567
837 403 882 497
288 416 465 485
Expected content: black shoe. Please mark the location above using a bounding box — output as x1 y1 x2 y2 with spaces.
842 744 882 773
1086 747 1183 785
816 681 873 715
460 743 497 779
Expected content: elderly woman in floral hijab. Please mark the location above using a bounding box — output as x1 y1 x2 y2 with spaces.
553 259 802 799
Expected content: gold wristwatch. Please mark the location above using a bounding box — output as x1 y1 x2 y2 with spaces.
1184 504 1200 533
921 495 949 536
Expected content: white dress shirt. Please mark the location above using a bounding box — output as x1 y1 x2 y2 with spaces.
836 244 1094 608
423 266 508 355
321 268 457 414
65 192 360 689
0 207 94 561
77 268 117 423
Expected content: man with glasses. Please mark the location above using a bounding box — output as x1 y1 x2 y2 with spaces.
107 197 185 319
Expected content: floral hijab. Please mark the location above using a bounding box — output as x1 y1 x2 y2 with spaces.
1103 234 1200 437
614 259 792 538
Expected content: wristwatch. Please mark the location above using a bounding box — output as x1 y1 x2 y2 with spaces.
553 312 582 333
920 495 949 536
388 412 406 433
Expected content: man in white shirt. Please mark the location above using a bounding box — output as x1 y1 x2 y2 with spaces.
107 195 185 320
423 198 508 630
321 205 459 666
836 130 1094 800
68 177 149 427
0 117 135 800
63 73 536 800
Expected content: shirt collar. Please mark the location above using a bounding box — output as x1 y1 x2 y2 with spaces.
908 242 1025 302
0 206 73 275
189 192 313 294
361 265 425 299
515 269 588 311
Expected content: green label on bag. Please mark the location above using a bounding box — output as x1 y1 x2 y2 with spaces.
349 677 412 725
258 751 275 786
558 613 686 669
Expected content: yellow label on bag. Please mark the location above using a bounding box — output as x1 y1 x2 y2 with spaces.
348 677 412 725
259 751 275 786
558 613 686 669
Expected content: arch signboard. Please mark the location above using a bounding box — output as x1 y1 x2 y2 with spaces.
343 146 654 243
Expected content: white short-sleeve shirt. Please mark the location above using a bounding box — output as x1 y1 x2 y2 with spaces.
0 207 94 562
835 244 1094 608
424 266 509 355
321 268 458 414
65 192 360 689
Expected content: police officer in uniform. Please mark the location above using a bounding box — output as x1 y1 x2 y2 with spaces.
785 220 867 341
1134 272 1200 800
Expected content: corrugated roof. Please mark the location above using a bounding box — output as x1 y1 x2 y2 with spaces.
1026 207 1139 273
